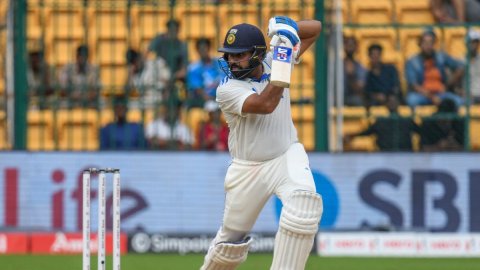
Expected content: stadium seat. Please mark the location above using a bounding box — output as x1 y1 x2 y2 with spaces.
291 104 314 122
394 0 435 24
89 8 129 40
183 107 207 136
46 37 84 67
56 109 100 151
27 110 56 150
471 106 480 149
45 7 85 40
218 4 260 38
414 105 437 117
350 0 393 24
127 108 155 124
296 121 315 151
0 75 4 96
443 27 467 59
131 5 170 50
175 5 217 40
0 111 8 150
353 28 398 67
100 65 128 96
264 4 314 24
290 85 315 101
96 40 128 66
399 27 442 59
27 8 43 41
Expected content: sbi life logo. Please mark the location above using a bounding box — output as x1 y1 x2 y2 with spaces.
275 170 339 228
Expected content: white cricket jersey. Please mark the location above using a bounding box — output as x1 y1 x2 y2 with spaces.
216 52 298 162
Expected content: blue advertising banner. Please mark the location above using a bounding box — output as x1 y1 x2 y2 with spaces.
0 152 479 233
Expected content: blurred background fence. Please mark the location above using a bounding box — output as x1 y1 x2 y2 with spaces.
0 0 479 152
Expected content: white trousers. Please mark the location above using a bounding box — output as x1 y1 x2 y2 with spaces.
216 142 316 242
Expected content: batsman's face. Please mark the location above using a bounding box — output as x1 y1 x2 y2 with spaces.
227 51 253 71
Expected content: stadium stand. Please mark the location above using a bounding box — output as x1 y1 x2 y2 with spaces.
350 0 393 24
394 0 435 24
27 110 55 150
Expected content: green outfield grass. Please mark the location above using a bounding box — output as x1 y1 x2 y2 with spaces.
1 254 480 270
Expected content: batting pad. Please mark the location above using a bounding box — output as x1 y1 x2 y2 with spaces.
270 190 323 270
200 237 253 270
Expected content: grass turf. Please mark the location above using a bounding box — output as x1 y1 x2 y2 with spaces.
1 254 480 270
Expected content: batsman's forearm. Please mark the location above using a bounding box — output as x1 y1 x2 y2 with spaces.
297 20 322 40
243 84 284 114
259 84 285 113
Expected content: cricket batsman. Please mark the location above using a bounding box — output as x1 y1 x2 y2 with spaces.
200 16 323 270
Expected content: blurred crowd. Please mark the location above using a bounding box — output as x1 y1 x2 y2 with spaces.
26 19 228 151
343 27 479 152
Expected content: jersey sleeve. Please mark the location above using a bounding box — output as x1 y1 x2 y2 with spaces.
216 81 255 117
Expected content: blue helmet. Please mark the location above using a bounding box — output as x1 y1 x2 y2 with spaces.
218 23 267 79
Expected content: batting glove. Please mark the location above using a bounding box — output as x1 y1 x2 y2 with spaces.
267 16 299 38
270 34 301 64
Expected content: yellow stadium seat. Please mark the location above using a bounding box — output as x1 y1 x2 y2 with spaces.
27 8 43 41
290 85 315 101
399 27 442 59
100 65 128 95
132 6 170 49
369 106 389 117
350 0 393 24
27 110 55 150
291 104 314 122
349 135 377 152
0 111 8 150
470 108 480 149
89 8 128 40
127 108 155 124
265 4 314 24
395 0 435 24
218 5 260 38
443 27 467 59
354 28 398 67
96 40 128 65
176 5 217 40
56 109 100 151
183 107 207 136
415 105 437 117
45 7 85 40
46 37 83 66
296 121 315 151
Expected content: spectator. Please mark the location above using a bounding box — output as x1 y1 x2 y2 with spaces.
465 29 480 103
344 95 421 151
148 19 188 83
27 46 56 109
430 0 480 23
420 98 465 151
99 96 146 150
364 44 402 106
196 100 229 151
125 48 171 108
145 101 194 150
186 38 225 108
343 35 367 106
405 28 464 108
59 45 102 108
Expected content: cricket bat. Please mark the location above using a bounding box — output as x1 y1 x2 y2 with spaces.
270 45 293 88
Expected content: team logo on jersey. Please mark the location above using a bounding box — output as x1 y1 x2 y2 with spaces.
227 33 236 44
